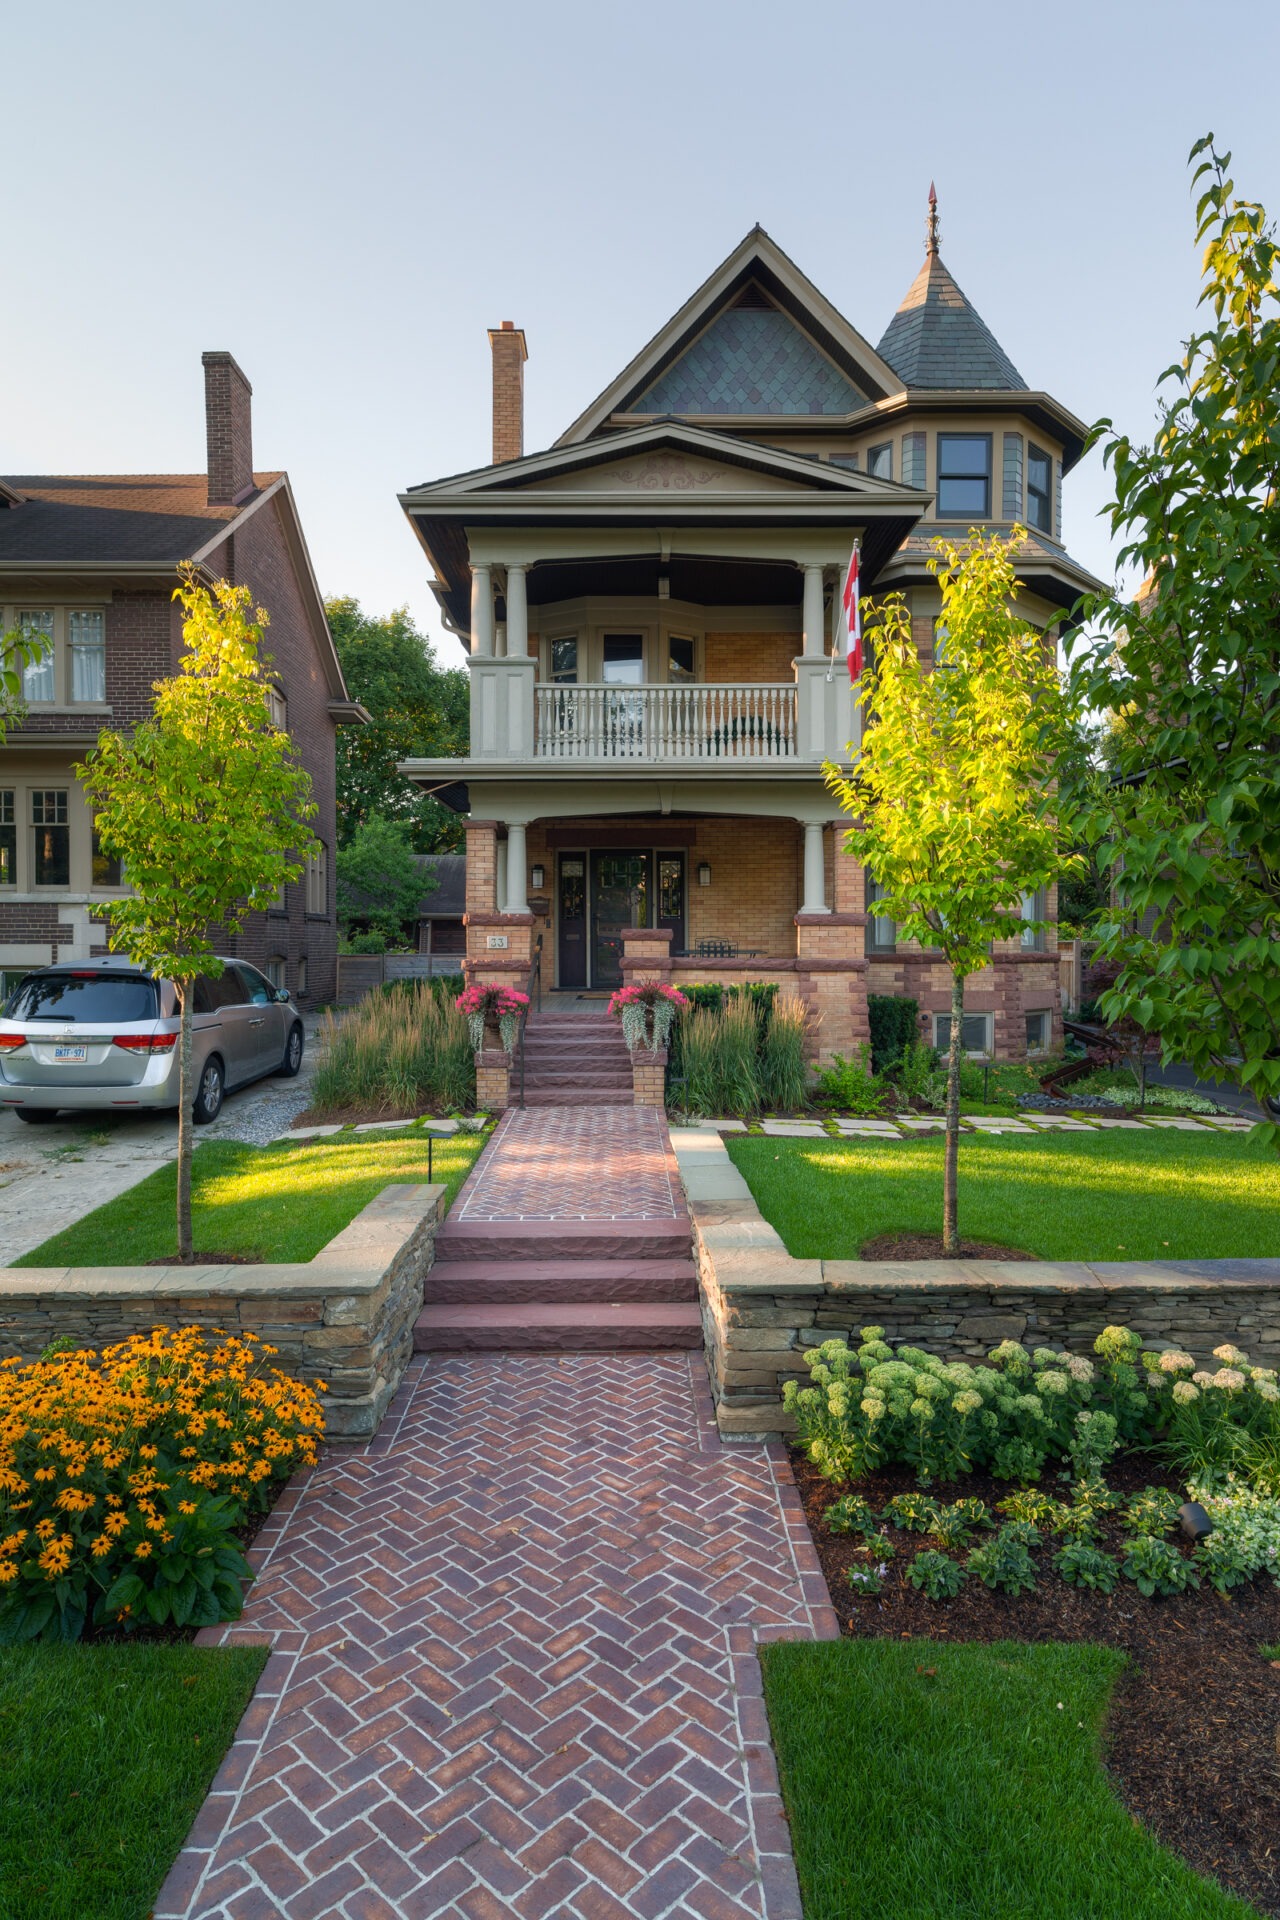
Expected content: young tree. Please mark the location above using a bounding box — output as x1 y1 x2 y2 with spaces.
826 530 1075 1253
326 598 468 852
0 625 39 745
336 815 428 949
1067 136 1280 1129
78 569 316 1260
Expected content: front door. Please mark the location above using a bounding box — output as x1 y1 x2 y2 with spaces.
590 851 650 989
557 855 587 990
657 853 686 957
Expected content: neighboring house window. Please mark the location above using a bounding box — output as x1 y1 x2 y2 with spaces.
20 612 55 703
306 843 328 916
865 873 896 950
91 818 122 887
550 637 578 684
1026 445 1053 533
31 789 69 886
1020 887 1048 950
932 619 950 667
0 791 14 886
264 683 288 730
936 434 992 517
296 956 308 996
867 442 893 480
829 453 859 471
934 1011 993 1056
69 611 106 703
266 955 287 989
1025 1009 1051 1053
668 637 696 682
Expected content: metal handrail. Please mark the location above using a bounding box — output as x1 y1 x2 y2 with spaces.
517 935 543 1109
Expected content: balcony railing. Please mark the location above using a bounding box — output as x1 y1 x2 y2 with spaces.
534 682 798 761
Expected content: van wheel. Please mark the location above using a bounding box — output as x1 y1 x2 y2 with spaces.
15 1108 60 1124
279 1023 304 1078
193 1056 224 1125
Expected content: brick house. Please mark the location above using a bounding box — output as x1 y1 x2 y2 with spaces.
399 206 1102 1065
0 352 366 1004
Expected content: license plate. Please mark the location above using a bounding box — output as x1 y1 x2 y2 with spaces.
53 1045 88 1063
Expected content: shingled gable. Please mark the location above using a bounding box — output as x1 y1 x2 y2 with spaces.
553 227 905 445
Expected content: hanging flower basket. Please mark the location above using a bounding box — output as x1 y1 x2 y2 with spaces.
607 982 690 1052
455 984 530 1055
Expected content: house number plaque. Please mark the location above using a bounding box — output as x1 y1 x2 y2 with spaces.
486 934 510 950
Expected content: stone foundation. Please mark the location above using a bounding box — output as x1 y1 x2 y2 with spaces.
0 1183 445 1439
670 1131 1280 1439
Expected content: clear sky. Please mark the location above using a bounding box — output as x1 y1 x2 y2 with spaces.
5 0 1279 668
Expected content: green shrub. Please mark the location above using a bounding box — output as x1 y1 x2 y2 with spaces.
311 981 474 1117
825 1494 881 1538
998 1489 1068 1531
888 1040 947 1109
930 1498 992 1546
883 1492 941 1534
1053 1542 1120 1592
815 1046 888 1115
867 995 919 1072
1121 1534 1200 1597
967 1526 1038 1595
1121 1486 1181 1537
1189 1480 1280 1590
907 1549 967 1599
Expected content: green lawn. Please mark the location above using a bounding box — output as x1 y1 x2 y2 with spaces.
726 1129 1280 1262
0 1642 267 1920
761 1639 1255 1920
15 1126 484 1267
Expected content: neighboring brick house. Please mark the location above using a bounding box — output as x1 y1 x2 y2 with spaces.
399 202 1103 1063
0 352 366 1003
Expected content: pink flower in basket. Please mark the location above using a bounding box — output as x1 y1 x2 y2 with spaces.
607 981 688 1051
456 983 530 1054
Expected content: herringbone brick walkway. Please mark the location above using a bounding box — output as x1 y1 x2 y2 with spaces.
453 1109 682 1223
157 1354 837 1920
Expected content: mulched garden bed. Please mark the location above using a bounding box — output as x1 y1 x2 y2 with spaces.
858 1233 1036 1260
290 1103 424 1128
791 1448 1280 1916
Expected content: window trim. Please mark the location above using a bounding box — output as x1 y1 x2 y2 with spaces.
263 682 288 730
1026 443 1053 533
933 1010 993 1057
305 841 328 918
1025 1009 1052 1054
2 604 110 710
864 873 897 952
866 441 894 481
1020 886 1048 951
936 433 993 520
30 787 71 889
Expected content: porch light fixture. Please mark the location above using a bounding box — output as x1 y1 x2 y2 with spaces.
530 864 545 889
697 861 712 887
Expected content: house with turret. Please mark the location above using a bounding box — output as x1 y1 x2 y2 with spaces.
398 196 1100 1077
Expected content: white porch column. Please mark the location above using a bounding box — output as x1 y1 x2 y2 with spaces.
504 822 529 914
495 839 509 917
800 821 829 914
801 564 825 659
505 564 528 658
470 564 493 657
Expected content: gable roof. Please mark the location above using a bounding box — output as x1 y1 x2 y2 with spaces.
555 227 905 444
414 854 466 918
0 473 285 566
876 252 1027 391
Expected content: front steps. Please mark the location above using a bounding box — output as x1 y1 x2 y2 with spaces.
516 1012 633 1107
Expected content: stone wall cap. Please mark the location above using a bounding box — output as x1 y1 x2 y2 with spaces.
712 1249 823 1293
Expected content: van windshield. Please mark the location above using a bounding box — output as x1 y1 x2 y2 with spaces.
5 973 159 1024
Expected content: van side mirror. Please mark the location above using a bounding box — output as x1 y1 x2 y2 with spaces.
275 987 291 1003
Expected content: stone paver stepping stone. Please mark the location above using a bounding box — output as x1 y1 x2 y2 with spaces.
1141 1116 1208 1129
687 1118 748 1132
1204 1116 1258 1129
761 1119 828 1136
897 1116 945 1130
157 1354 836 1919
1022 1115 1097 1129
1090 1117 1151 1129
285 1124 342 1139
834 1126 906 1138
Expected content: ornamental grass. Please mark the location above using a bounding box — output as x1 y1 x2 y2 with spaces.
311 980 475 1116
0 1327 325 1644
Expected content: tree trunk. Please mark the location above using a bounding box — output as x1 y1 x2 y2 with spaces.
943 970 966 1255
177 981 193 1262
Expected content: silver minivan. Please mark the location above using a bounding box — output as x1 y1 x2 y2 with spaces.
0 956 304 1125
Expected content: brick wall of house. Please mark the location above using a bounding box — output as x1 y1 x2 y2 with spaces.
703 633 797 683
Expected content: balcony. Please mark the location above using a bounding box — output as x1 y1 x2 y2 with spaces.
534 682 798 762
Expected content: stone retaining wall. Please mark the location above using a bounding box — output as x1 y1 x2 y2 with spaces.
669 1130 1280 1440
0 1182 444 1439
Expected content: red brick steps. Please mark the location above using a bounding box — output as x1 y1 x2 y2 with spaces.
517 1011 634 1109
427 1255 698 1304
414 1301 703 1350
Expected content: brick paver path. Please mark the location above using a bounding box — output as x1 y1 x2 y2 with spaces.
453 1109 683 1223
157 1354 837 1920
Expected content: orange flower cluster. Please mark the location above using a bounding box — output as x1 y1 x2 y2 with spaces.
0 1327 325 1642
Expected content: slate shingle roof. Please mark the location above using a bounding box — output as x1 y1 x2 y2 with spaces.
876 255 1026 392
629 305 866 416
415 853 466 919
0 474 282 566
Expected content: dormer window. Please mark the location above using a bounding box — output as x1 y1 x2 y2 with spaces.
867 442 893 480
1026 444 1052 533
937 435 992 518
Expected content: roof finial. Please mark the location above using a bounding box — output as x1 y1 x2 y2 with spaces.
926 180 940 257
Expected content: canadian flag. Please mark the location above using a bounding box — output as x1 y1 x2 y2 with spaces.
842 545 862 683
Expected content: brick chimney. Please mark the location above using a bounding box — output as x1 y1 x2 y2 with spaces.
488 321 527 465
201 350 255 506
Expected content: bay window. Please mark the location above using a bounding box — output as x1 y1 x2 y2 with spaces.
937 435 992 518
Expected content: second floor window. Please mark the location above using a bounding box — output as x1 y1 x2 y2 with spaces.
20 613 55 703
264 683 288 730
1026 445 1053 532
937 434 992 518
865 873 896 950
0 791 14 886
867 442 893 480
69 611 106 702
1021 887 1048 950
602 635 644 685
550 637 578 685
32 789 69 886
306 842 328 916
668 637 696 682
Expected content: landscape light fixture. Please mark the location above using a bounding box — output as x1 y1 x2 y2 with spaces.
697 861 712 887
1178 1501 1214 1541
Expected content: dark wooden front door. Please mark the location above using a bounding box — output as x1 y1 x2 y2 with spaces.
590 852 650 989
657 853 686 958
557 855 587 990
